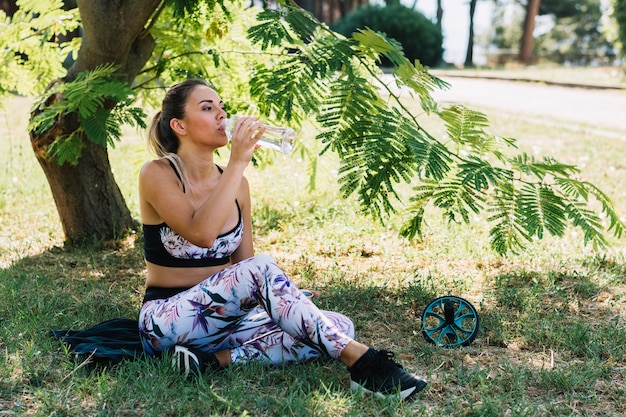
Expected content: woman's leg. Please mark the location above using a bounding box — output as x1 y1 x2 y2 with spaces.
139 254 354 361
228 307 355 365
139 253 427 400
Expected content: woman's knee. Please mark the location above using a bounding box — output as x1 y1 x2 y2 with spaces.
342 316 355 339
251 253 276 266
325 311 355 339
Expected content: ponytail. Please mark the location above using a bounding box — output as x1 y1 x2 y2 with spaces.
146 78 210 157
147 110 179 157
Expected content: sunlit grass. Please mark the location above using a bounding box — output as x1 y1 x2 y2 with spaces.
1 76 625 416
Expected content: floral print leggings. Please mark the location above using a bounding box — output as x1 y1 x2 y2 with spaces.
139 254 355 365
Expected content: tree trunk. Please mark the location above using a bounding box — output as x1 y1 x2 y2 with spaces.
464 0 477 67
0 0 18 17
29 0 160 243
436 0 443 31
33 134 136 242
520 0 541 64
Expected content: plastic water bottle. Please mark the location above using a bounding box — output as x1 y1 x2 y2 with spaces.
222 116 296 154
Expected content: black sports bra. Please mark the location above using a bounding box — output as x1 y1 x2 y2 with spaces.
142 161 243 267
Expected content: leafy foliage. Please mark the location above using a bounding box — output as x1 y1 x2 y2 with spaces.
28 64 146 165
489 0 615 64
0 0 80 98
615 0 626 55
246 9 624 253
0 0 623 253
331 3 444 67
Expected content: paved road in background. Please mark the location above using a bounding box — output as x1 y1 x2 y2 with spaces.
424 76 626 139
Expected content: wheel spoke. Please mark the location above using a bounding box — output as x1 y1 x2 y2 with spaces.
421 295 480 347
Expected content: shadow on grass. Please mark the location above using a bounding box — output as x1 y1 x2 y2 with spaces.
477 258 626 362
0 237 145 333
3 239 625 416
0 238 436 416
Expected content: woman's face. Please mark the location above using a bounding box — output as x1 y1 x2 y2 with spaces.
176 85 228 148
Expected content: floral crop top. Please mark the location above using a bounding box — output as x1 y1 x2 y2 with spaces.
142 161 244 267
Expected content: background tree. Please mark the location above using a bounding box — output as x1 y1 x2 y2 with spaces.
488 0 615 65
486 1 524 61
464 0 478 67
520 0 541 64
614 0 626 57
331 3 444 67
29 0 160 240
536 0 613 64
436 0 443 31
294 0 367 25
0 0 623 254
427 0 488 68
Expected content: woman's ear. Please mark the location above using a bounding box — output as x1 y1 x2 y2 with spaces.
170 118 185 135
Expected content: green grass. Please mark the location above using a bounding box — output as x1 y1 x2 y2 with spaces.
1 75 626 416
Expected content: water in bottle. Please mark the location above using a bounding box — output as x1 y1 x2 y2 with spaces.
222 116 296 154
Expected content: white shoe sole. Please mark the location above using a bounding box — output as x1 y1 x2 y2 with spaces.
172 345 200 378
350 380 419 400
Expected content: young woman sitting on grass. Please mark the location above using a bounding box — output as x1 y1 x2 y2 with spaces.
137 78 427 400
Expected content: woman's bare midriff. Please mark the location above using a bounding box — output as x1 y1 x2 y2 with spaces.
144 261 229 289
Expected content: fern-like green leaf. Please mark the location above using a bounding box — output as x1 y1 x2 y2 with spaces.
580 181 625 239
457 157 513 191
405 130 452 181
46 131 82 166
81 108 110 147
489 219 533 255
168 0 229 18
394 58 449 97
565 201 606 248
111 105 147 130
439 105 489 146
430 178 485 224
487 184 532 254
282 7 318 43
399 206 426 240
29 101 64 134
250 55 327 123
400 182 437 240
518 183 567 239
554 177 590 201
248 9 298 49
352 28 398 63
28 63 144 165
510 153 580 179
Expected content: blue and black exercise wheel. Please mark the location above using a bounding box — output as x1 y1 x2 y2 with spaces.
421 296 479 348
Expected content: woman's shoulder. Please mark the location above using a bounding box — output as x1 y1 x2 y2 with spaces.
139 158 173 181
139 158 180 193
141 158 169 173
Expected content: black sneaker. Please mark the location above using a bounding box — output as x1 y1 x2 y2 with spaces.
348 348 427 400
171 345 220 378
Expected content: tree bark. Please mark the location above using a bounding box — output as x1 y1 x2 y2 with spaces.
436 0 443 31
520 0 541 64
29 0 161 243
464 0 477 67
69 0 160 82
0 0 18 17
33 128 136 242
